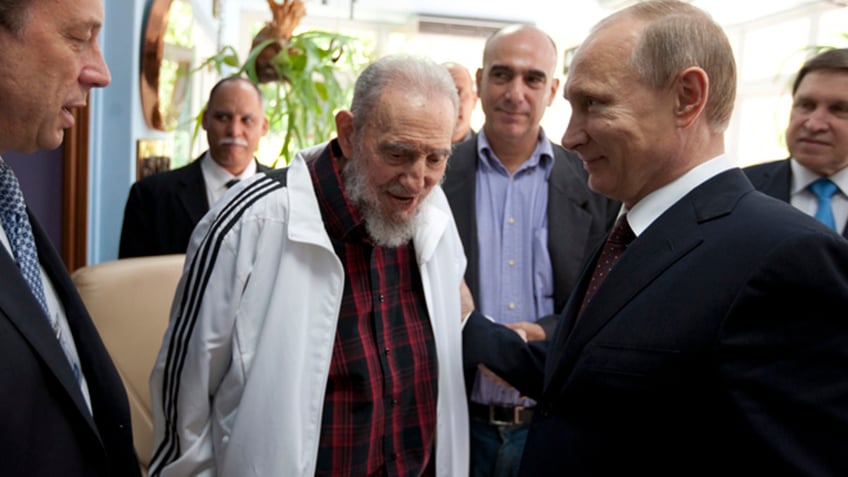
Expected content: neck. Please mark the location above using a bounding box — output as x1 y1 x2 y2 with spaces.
484 126 540 174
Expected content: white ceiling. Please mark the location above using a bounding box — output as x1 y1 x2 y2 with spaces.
238 0 846 47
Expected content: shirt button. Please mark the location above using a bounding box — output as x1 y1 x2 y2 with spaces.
508 216 516 225
378 294 384 303
507 259 515 267
508 303 516 310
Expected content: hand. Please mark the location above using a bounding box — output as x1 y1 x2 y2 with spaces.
460 279 475 321
507 321 545 341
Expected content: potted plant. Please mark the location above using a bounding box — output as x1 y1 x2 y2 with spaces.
193 0 370 166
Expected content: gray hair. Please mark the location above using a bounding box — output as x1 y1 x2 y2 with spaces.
350 55 459 133
598 0 737 133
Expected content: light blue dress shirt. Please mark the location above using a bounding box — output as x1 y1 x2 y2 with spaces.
471 129 554 407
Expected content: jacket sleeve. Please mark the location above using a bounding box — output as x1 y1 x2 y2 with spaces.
148 213 245 477
463 310 548 400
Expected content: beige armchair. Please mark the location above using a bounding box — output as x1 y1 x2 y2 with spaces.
71 254 185 476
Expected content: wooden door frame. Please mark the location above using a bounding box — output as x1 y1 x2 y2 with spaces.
61 105 89 272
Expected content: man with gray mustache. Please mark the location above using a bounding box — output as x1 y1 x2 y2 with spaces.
119 76 271 258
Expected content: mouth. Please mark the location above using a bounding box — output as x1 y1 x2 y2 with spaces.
581 154 603 164
60 106 79 128
219 138 249 147
386 191 418 214
798 138 830 147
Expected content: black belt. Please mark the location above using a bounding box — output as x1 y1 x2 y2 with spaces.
469 402 534 426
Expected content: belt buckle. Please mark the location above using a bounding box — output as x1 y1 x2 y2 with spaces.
488 405 522 426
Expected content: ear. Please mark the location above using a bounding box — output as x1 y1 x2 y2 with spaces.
675 67 708 128
475 68 484 96
335 110 355 158
260 117 269 136
547 77 561 107
201 107 210 131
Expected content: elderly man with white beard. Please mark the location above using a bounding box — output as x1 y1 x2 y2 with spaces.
149 55 470 477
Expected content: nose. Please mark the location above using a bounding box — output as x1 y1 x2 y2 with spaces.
561 115 587 150
400 159 427 194
504 78 524 102
82 44 111 88
804 108 830 132
229 119 242 137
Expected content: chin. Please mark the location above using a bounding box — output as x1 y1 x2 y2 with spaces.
38 134 65 152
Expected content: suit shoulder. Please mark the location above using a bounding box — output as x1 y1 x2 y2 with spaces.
742 159 787 175
132 161 199 190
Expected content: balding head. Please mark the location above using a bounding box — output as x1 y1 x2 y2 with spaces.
442 62 478 143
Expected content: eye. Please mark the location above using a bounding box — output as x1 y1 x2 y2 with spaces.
832 103 848 117
427 153 448 166
212 112 232 123
793 100 815 112
526 74 546 87
582 97 600 110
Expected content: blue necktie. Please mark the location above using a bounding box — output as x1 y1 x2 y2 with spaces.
0 160 81 383
809 178 839 231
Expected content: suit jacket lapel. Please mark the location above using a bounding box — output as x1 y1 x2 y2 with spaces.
751 159 791 202
547 148 608 311
444 138 480 297
1 213 98 432
177 157 210 224
750 160 848 238
544 169 749 395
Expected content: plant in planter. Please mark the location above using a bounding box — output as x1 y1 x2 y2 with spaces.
194 0 370 166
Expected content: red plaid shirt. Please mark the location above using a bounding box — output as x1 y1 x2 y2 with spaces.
309 141 438 477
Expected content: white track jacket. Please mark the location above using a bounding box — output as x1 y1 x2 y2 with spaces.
148 152 469 476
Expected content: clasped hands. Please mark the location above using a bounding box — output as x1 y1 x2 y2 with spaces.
460 279 544 392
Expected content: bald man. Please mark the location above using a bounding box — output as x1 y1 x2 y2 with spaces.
443 61 478 144
442 24 618 477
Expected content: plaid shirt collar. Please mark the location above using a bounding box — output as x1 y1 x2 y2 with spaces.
308 139 370 243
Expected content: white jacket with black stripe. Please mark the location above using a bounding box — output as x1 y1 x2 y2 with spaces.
148 148 470 476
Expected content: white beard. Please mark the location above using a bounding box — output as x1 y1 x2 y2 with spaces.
342 156 423 248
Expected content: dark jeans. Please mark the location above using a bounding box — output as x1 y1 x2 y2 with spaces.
469 417 529 477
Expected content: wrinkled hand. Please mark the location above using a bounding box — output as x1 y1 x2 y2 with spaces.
460 279 475 321
507 321 545 341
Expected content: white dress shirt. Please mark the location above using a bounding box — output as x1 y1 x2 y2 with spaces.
200 152 258 207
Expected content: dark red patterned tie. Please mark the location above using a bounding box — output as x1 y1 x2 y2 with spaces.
579 215 635 313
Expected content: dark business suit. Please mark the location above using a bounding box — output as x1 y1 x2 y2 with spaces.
744 158 848 238
0 210 140 476
464 168 848 475
443 136 619 337
119 154 270 258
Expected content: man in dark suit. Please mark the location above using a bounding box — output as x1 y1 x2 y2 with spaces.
462 1 848 475
119 76 270 258
443 24 617 477
744 48 848 238
0 0 141 475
